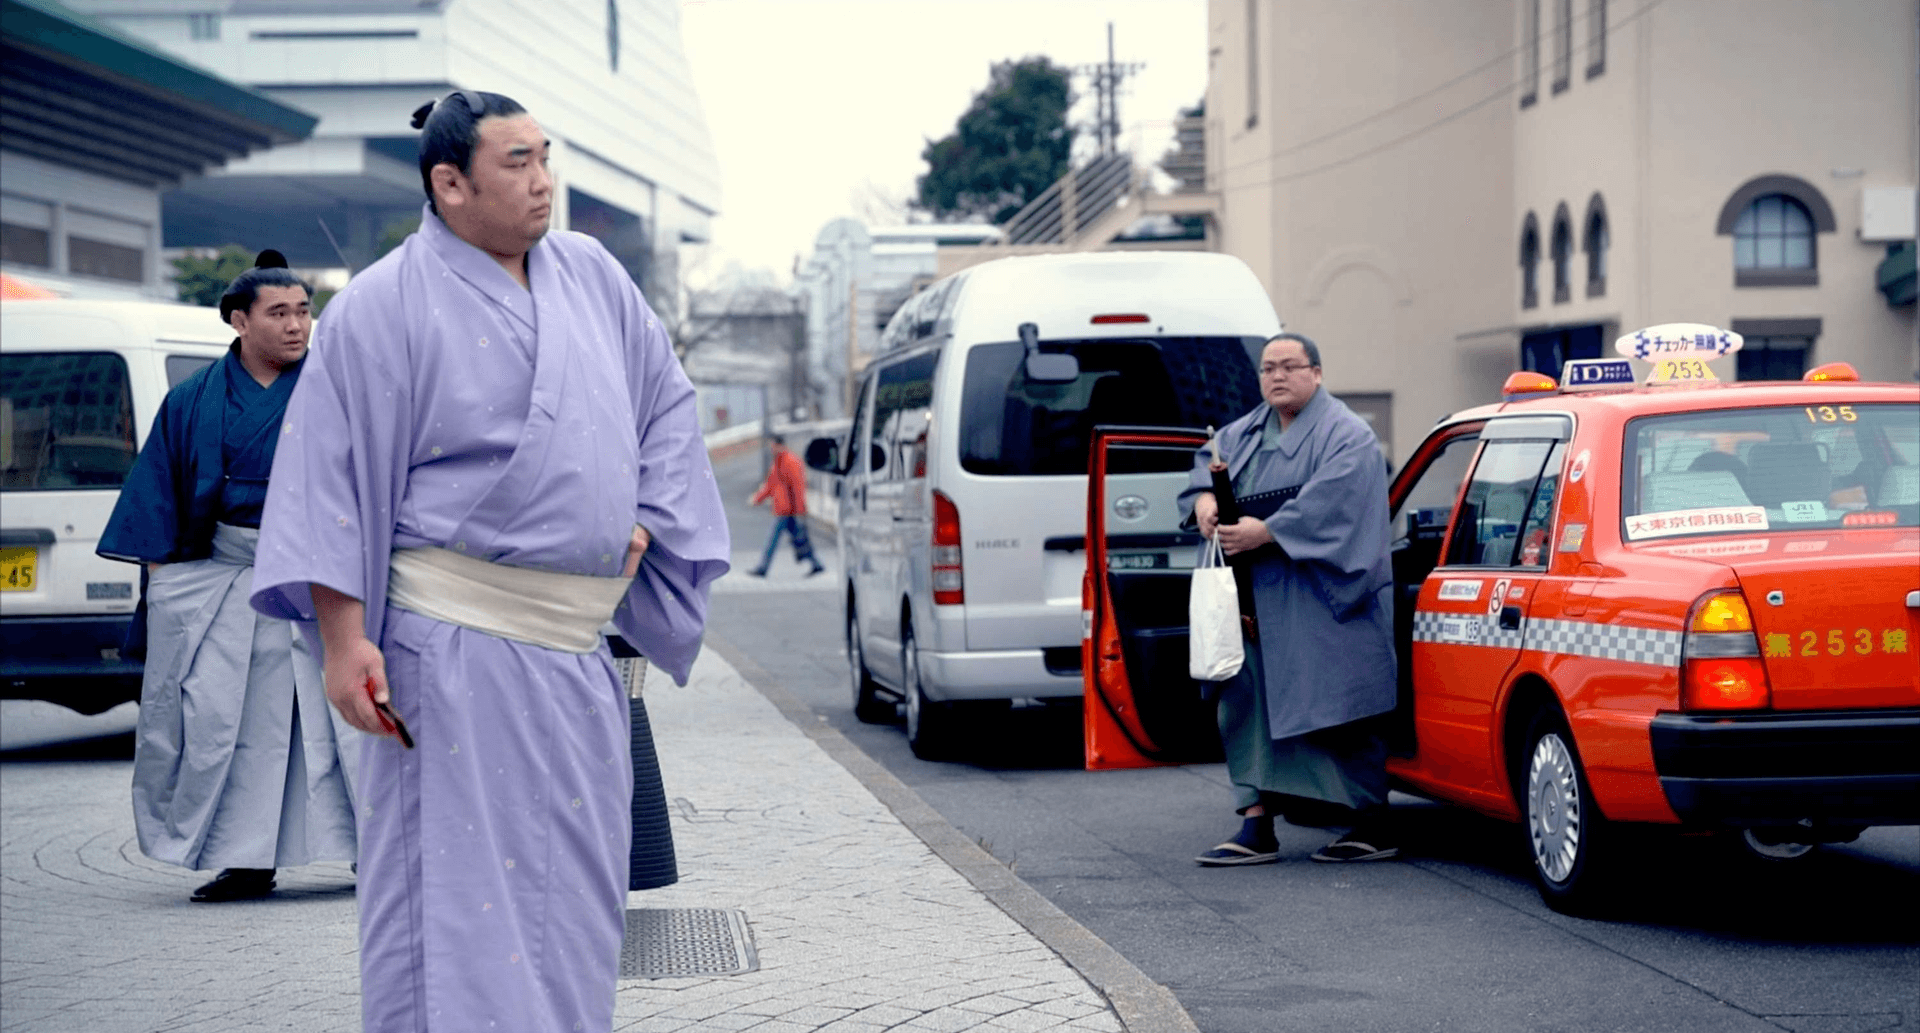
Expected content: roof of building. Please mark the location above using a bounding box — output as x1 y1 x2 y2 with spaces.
1 0 316 187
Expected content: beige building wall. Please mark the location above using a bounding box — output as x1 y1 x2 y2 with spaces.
1207 0 1918 461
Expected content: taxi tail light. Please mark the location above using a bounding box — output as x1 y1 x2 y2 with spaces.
1803 361 1859 382
1681 590 1770 711
932 489 963 605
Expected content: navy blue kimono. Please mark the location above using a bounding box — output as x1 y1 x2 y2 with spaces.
98 347 302 564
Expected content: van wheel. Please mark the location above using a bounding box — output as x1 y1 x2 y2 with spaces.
902 623 955 760
1519 707 1617 915
848 599 891 724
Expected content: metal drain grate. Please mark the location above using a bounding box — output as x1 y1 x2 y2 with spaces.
620 907 758 979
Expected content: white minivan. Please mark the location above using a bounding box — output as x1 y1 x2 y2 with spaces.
806 250 1282 758
0 299 231 715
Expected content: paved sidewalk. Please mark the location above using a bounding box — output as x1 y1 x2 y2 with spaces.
0 581 1188 1032
614 645 1124 1033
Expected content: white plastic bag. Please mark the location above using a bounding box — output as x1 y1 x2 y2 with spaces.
1187 533 1244 682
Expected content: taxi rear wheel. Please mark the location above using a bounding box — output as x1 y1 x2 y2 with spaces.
1520 708 1617 915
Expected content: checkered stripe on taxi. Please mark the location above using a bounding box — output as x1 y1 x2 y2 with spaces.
1410 610 1524 650
1413 611 1684 667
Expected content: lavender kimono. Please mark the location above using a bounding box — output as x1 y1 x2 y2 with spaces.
251 206 729 1033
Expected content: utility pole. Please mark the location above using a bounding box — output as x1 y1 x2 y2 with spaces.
1076 22 1145 157
844 277 858 415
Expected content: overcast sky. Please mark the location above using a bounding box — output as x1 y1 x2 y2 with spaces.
678 0 1208 285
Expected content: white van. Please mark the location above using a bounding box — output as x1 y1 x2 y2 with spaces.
0 299 231 715
806 250 1282 758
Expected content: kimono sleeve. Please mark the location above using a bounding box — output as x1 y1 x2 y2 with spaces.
608 263 731 685
1262 417 1393 620
97 387 187 564
250 276 411 641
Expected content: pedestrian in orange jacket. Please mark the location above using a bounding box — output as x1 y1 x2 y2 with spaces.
747 434 824 577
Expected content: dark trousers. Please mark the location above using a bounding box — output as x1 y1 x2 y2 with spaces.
757 514 816 571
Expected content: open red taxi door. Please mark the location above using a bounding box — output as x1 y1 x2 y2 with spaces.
1082 426 1228 770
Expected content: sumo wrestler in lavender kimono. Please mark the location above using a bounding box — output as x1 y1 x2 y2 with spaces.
250 91 729 1033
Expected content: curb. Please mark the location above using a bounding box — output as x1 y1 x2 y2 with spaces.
703 632 1200 1033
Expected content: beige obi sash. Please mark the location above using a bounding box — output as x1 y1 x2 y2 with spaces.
387 547 631 654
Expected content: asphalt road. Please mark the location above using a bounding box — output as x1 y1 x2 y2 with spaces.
710 447 1920 1033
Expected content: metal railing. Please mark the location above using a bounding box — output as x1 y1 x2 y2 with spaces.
996 154 1138 246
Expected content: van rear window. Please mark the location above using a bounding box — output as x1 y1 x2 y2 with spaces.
1 352 138 490
959 337 1264 476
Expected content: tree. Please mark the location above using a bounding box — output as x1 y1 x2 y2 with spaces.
916 57 1075 225
170 245 254 307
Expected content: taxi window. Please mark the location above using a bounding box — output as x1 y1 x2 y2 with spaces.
1514 442 1567 566
1391 431 1479 544
1624 403 1919 537
1446 439 1558 566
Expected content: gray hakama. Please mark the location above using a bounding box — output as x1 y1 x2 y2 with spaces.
132 524 359 870
1181 390 1397 819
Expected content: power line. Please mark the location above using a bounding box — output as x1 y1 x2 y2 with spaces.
1208 0 1662 193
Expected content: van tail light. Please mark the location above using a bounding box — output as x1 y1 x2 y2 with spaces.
932 489 963 605
1681 590 1771 710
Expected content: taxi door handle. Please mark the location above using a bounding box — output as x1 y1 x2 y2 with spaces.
1499 606 1523 630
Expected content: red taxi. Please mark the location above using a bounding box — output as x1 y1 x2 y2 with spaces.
1080 324 1919 913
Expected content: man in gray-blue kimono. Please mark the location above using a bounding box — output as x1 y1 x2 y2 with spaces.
1180 332 1399 866
97 251 359 902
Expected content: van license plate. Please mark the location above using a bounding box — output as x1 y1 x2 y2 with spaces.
1108 552 1168 570
0 546 37 592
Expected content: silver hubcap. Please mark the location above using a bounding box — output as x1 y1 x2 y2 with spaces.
847 611 863 705
1528 732 1582 884
903 635 921 737
1742 828 1815 860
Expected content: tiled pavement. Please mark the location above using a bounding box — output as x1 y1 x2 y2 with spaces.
0 557 1174 1032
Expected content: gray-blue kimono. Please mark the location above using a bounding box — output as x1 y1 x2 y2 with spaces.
1179 388 1397 813
98 349 359 872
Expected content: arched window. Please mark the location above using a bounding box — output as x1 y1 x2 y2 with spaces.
1550 203 1573 304
1716 174 1834 287
1583 193 1608 298
1520 212 1540 309
1734 196 1813 271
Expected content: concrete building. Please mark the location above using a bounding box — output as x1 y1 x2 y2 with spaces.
1201 0 1917 462
64 0 719 302
1 0 315 300
794 219 998 417
681 280 806 430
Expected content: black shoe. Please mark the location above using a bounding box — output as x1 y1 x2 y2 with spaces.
806 563 825 577
747 567 768 578
191 867 275 902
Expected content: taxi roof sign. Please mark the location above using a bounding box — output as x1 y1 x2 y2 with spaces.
1560 358 1634 390
1615 323 1743 361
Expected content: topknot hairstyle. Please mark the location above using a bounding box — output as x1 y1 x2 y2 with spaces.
410 89 529 215
219 249 311 322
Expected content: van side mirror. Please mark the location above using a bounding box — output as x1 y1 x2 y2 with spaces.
869 443 888 472
804 437 840 473
1018 320 1079 382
